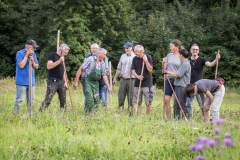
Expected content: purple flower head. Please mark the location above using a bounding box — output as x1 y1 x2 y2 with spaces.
32 153 36 157
218 150 223 154
200 137 209 144
196 137 202 143
212 119 224 125
194 144 204 152
213 128 222 134
206 139 218 147
195 156 205 160
223 133 231 138
178 133 180 135
39 147 42 150
222 139 234 146
172 127 174 130
158 132 162 135
189 144 197 150
93 93 99 97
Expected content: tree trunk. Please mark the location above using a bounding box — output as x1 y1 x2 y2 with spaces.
221 0 230 10
237 0 240 7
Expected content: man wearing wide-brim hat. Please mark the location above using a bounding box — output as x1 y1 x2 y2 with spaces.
14 39 39 113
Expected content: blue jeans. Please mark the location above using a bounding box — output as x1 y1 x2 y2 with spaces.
14 85 35 113
186 93 202 114
99 85 107 106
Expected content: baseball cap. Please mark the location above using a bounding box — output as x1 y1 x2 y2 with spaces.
25 39 39 48
123 42 132 48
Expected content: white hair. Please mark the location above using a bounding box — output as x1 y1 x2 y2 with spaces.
96 48 107 56
91 43 99 49
58 43 70 51
134 45 144 52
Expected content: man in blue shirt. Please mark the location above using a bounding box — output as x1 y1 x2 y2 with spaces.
14 39 39 113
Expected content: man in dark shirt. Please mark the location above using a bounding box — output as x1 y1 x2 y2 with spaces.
187 44 220 115
39 43 70 111
131 45 153 116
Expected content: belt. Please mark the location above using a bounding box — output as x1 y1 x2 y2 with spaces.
121 77 135 80
49 79 63 82
213 84 221 93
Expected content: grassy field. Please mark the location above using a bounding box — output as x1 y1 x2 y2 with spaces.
0 78 239 160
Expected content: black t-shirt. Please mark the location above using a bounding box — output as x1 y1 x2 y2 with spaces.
131 54 153 87
47 52 64 80
188 56 208 83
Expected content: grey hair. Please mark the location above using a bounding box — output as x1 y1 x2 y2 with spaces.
134 45 144 52
58 43 70 51
96 48 107 56
91 43 99 49
191 43 199 49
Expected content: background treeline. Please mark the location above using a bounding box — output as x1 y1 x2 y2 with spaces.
1 0 240 88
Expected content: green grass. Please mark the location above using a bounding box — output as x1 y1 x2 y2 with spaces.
0 78 239 160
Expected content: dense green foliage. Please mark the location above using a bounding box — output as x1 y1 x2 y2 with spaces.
1 0 240 87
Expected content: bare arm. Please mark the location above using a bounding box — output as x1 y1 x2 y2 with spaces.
162 57 168 69
73 67 83 89
103 75 112 93
205 53 220 67
205 91 214 106
113 69 121 79
47 57 64 70
32 62 39 69
145 60 153 73
132 69 143 80
166 71 179 78
18 56 28 69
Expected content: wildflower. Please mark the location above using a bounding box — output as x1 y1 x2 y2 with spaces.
223 133 231 138
212 119 224 125
189 144 197 150
196 137 202 143
195 156 205 160
33 153 36 157
158 132 161 135
194 144 204 152
93 94 99 97
213 128 222 134
218 150 223 153
39 147 42 150
10 146 13 149
172 127 174 130
222 139 234 146
178 133 180 135
206 139 218 147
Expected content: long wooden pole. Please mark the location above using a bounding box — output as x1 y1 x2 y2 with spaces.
108 61 112 104
163 74 166 120
29 49 33 115
135 62 145 115
215 50 219 78
57 30 74 110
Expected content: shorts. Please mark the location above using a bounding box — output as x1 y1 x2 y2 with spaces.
165 79 175 96
133 87 153 105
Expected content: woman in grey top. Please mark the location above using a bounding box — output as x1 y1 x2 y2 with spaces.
185 79 225 123
162 49 191 120
162 39 182 120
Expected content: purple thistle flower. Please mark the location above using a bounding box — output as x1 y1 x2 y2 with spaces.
39 147 42 150
93 93 99 97
189 144 197 150
213 128 222 134
172 127 174 130
206 139 218 147
33 153 36 157
178 133 180 135
200 137 209 144
195 156 205 160
212 119 224 125
194 144 204 152
222 139 234 146
158 132 161 135
218 150 223 153
196 137 202 143
223 133 231 138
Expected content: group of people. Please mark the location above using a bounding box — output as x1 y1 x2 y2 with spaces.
14 39 225 122
162 39 225 122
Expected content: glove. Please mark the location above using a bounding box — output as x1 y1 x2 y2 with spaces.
25 50 32 57
29 55 34 64
162 69 168 74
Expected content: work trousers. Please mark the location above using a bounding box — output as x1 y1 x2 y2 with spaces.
118 78 134 110
40 80 66 111
173 86 189 120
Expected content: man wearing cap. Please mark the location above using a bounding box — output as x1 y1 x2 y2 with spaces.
73 48 112 114
113 42 135 111
85 43 109 107
39 43 70 111
132 45 153 116
14 39 39 113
